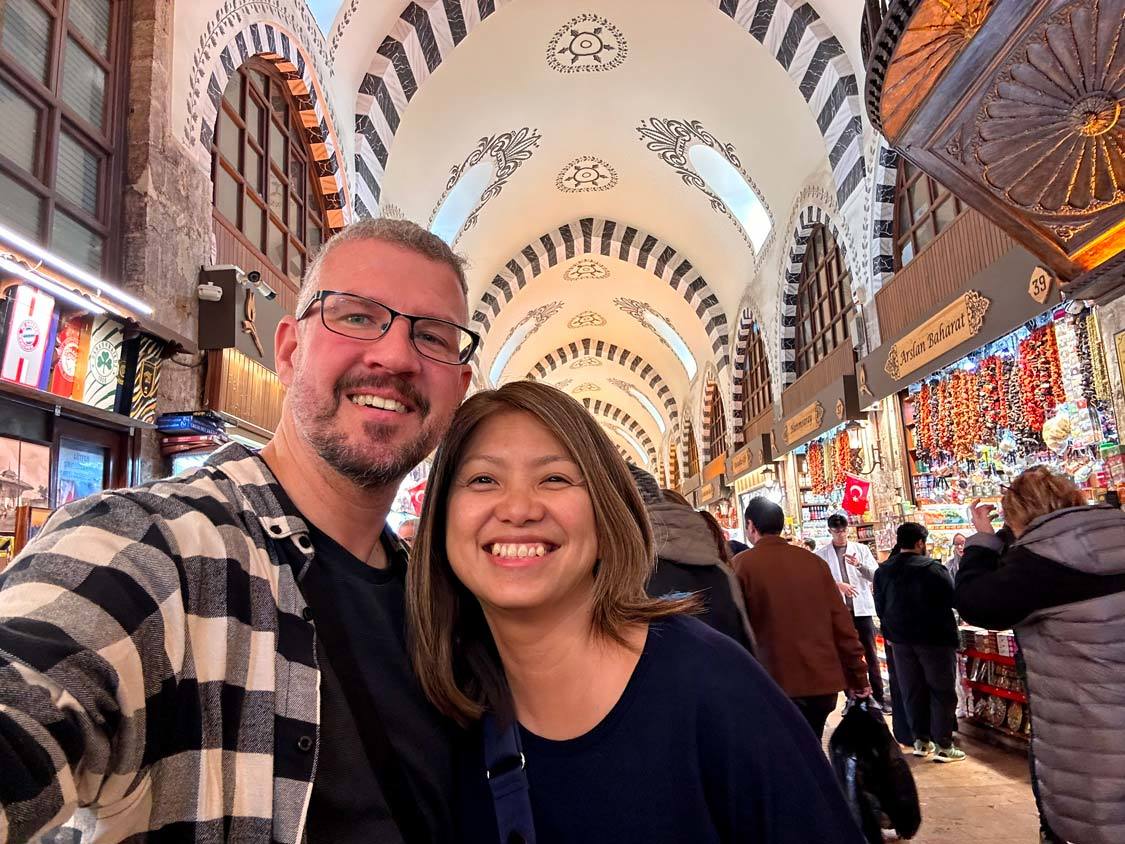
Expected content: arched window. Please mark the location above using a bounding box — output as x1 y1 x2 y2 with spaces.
895 158 965 267
667 440 681 489
686 421 701 478
706 387 728 463
741 321 773 423
0 0 126 274
211 61 327 289
794 223 853 376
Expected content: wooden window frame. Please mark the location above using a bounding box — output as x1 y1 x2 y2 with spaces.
794 223 853 377
687 423 700 478
211 59 327 290
741 321 773 423
667 440 680 488
0 0 129 277
893 159 967 269
707 390 728 462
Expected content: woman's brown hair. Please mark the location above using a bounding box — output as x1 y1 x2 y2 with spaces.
1002 465 1087 532
407 380 696 725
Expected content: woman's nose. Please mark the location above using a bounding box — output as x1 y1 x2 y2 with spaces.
495 485 545 524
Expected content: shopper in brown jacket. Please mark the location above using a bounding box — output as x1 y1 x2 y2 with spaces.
734 497 871 739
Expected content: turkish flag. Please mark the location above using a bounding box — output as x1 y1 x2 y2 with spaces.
408 480 427 515
842 474 871 516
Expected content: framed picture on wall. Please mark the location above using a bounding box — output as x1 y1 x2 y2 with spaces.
0 437 51 533
14 506 52 555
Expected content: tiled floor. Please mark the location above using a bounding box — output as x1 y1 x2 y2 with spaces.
825 709 1042 843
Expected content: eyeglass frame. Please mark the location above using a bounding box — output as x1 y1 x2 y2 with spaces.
295 289 481 365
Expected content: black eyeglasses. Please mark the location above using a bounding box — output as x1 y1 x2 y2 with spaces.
296 290 480 365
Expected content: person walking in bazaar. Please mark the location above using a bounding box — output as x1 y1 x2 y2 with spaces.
874 522 966 764
956 467 1125 844
814 512 886 710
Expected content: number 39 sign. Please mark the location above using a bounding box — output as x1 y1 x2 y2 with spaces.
1028 267 1054 304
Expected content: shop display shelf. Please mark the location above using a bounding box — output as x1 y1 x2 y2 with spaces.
965 680 1027 703
964 714 1029 743
964 649 1016 667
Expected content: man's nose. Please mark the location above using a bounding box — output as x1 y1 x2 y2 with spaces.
362 315 423 373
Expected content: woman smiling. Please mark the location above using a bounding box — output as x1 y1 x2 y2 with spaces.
408 381 863 843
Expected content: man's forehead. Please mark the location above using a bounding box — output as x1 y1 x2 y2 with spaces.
316 239 468 319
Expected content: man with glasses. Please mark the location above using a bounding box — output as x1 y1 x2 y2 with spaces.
815 513 886 710
0 219 476 843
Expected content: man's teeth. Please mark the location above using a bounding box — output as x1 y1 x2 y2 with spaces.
490 543 549 558
350 394 408 413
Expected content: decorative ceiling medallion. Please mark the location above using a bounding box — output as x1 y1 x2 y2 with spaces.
574 382 601 394
547 13 627 74
973 1 1124 217
555 377 574 389
568 310 607 329
556 156 618 192
636 117 772 252
428 127 541 245
570 357 603 369
564 258 610 281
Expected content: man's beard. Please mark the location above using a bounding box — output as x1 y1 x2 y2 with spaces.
292 370 448 490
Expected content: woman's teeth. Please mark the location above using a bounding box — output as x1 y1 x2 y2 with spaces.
490 543 549 558
350 394 407 413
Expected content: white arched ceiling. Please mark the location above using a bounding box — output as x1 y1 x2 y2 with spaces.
170 0 870 457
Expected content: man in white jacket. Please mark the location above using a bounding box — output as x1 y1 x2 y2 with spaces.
816 513 886 708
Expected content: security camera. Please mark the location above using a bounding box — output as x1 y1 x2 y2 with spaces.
254 277 277 300
246 270 261 285
197 281 223 302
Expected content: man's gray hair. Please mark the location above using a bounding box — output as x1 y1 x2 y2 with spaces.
297 218 468 315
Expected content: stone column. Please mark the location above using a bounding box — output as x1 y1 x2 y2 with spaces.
120 0 213 481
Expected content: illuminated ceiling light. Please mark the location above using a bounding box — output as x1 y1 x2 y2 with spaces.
0 221 153 315
0 256 107 314
688 144 772 252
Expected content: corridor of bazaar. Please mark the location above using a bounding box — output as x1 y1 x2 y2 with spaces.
0 0 1122 842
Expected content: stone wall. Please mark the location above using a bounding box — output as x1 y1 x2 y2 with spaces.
120 0 214 481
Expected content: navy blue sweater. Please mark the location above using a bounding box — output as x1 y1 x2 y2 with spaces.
458 615 864 843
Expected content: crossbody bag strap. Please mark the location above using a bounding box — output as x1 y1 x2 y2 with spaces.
482 714 536 844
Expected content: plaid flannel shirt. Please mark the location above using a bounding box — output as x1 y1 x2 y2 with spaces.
0 442 381 843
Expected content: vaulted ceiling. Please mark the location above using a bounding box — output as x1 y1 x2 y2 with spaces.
173 0 873 473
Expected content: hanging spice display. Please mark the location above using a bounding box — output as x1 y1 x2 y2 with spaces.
951 370 982 460
834 430 850 487
1018 325 1064 432
807 441 828 496
1087 313 1112 402
917 382 934 460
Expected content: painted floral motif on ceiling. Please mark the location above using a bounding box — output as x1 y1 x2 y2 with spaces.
564 258 611 281
574 382 601 394
568 310 607 329
380 202 405 220
497 300 563 369
556 156 618 192
971 0 1124 224
614 296 688 359
554 377 574 389
429 127 542 246
547 13 627 73
636 117 773 253
570 357 603 369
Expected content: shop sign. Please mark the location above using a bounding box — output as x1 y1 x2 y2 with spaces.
883 290 991 381
1115 330 1125 395
730 448 752 477
699 484 717 504
784 401 824 445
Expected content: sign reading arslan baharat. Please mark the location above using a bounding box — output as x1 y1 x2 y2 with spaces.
884 291 991 381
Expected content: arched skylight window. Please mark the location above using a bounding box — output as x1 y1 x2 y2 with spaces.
489 316 535 385
306 0 346 32
430 160 494 244
604 423 649 466
688 144 771 252
615 381 667 434
644 310 697 380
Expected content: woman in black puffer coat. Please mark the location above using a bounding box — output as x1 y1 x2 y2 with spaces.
626 464 756 654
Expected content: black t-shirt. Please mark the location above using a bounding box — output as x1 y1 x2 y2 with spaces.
457 615 864 844
291 524 456 844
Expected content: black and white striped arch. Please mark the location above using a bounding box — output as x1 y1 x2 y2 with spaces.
471 218 730 376
353 0 865 216
581 398 658 465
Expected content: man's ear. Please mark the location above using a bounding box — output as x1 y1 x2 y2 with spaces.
458 363 472 397
275 316 299 387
